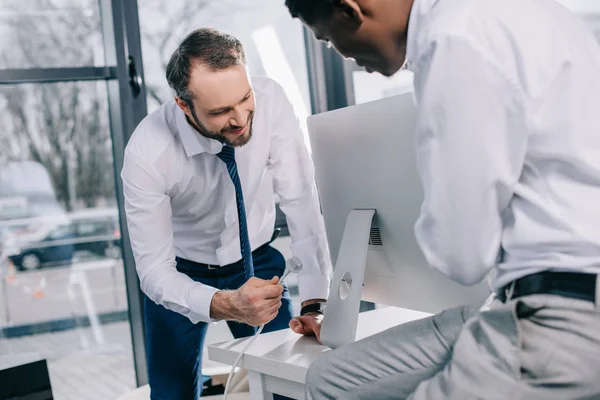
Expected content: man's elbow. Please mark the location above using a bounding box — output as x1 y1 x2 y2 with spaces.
136 259 177 302
137 271 155 301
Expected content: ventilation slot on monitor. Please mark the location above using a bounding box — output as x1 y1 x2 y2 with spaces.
369 226 383 247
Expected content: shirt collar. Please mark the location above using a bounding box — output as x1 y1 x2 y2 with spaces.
174 102 224 157
405 0 441 69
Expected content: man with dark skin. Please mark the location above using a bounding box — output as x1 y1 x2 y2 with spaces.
286 0 600 399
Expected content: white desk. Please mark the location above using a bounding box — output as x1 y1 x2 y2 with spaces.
208 307 431 400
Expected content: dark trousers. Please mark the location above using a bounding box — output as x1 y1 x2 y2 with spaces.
144 245 294 399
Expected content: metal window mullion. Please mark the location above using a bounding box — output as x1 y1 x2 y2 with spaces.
342 60 358 107
0 67 117 84
100 0 149 387
303 26 328 115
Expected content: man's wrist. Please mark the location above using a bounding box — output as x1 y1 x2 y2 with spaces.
301 298 327 308
209 290 236 321
300 300 326 316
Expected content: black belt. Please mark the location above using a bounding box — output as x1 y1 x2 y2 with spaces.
497 271 597 303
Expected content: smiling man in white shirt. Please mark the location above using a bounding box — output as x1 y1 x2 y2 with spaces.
287 0 600 399
121 28 331 399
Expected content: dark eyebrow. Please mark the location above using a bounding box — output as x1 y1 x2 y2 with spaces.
207 89 252 114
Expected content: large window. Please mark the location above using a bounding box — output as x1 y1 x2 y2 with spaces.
0 0 105 69
0 1 146 398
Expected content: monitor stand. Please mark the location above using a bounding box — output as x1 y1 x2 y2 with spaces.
320 209 376 349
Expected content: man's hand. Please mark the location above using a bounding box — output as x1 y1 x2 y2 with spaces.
210 277 283 326
290 312 324 343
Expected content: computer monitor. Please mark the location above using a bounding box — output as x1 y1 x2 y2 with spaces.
308 92 490 349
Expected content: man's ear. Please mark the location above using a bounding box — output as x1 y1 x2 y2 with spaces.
332 0 364 25
175 97 192 117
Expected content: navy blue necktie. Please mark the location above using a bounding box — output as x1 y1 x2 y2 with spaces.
217 145 254 281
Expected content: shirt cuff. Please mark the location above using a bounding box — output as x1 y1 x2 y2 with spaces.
187 283 220 324
290 235 332 303
298 273 330 303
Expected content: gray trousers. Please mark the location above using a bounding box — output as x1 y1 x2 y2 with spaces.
306 295 600 400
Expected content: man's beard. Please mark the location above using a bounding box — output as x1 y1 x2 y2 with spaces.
188 104 253 148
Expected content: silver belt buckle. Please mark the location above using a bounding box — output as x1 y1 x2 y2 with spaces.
207 264 218 270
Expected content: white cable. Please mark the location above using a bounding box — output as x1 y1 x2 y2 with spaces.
222 257 303 400
222 323 264 400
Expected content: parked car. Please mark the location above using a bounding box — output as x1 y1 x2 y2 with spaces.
70 209 122 260
6 217 75 271
6 208 122 271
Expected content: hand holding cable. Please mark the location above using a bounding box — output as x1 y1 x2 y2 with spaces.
210 276 283 326
222 257 303 400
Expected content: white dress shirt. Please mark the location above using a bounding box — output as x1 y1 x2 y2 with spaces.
407 0 600 290
122 77 332 323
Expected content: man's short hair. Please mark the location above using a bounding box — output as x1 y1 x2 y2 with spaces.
166 28 246 103
285 0 335 25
